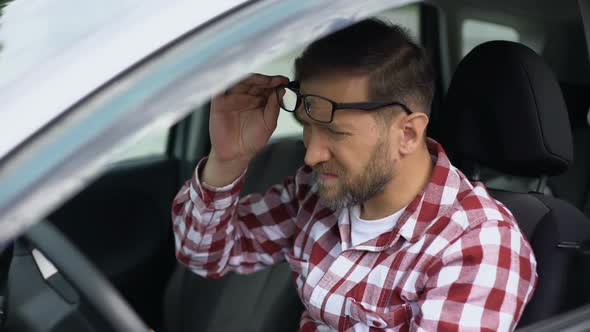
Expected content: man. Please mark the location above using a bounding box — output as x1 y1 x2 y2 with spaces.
172 19 537 331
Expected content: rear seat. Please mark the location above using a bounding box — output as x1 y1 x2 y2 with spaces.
549 83 590 217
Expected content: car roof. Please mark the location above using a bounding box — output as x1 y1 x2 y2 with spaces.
0 0 248 159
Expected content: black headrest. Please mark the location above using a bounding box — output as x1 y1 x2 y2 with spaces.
441 41 573 177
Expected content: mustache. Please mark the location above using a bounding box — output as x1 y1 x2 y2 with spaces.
313 163 343 176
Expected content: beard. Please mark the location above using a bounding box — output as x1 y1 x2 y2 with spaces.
313 138 395 210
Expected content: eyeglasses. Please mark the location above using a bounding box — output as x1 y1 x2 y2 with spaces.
275 81 413 124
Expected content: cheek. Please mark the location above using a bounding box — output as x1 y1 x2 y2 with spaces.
339 134 391 172
331 143 368 174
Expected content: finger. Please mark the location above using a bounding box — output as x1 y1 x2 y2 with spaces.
262 88 284 131
226 74 273 94
225 82 252 95
269 75 290 87
225 81 272 95
246 85 266 96
218 94 265 110
223 74 289 96
236 74 289 90
241 73 280 85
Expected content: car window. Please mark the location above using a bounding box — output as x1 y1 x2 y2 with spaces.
110 4 423 159
256 3 422 140
462 19 520 56
0 0 419 243
108 127 169 163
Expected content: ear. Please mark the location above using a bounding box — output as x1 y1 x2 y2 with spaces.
398 112 429 155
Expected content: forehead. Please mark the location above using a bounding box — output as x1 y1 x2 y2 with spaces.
299 74 369 102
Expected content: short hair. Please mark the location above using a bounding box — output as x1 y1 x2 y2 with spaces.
294 18 434 120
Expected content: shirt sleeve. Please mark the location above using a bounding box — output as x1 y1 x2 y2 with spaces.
412 220 538 331
171 157 308 278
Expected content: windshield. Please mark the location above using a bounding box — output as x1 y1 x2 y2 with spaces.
0 0 143 90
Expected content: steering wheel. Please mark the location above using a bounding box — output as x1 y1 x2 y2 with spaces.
9 221 150 332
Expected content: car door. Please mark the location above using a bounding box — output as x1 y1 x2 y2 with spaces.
0 0 437 330
45 107 210 330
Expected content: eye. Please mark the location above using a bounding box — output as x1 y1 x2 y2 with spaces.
325 127 347 136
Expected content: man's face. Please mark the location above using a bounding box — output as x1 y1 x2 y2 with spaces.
297 74 402 209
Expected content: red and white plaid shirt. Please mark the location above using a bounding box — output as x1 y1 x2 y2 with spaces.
172 139 537 331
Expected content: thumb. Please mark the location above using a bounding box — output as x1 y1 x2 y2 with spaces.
262 88 284 132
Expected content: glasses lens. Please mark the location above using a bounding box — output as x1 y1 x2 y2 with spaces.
304 96 333 122
278 88 299 112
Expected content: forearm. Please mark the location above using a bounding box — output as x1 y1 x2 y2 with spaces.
201 149 250 187
172 157 300 278
172 160 244 278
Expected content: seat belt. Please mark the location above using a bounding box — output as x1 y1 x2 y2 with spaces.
580 1 590 128
580 0 590 62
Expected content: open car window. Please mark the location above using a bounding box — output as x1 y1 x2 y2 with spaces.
0 0 416 245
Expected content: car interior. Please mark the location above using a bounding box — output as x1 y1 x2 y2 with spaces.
2 0 590 331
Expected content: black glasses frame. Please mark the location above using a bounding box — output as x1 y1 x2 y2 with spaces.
275 81 413 123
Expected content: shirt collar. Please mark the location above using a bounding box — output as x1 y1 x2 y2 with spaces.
393 138 461 243
329 139 461 252
345 138 461 252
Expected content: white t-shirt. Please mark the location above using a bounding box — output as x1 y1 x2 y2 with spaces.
349 205 406 247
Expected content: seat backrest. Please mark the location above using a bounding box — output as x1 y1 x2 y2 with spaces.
441 40 590 326
163 137 306 332
489 190 590 324
549 83 590 217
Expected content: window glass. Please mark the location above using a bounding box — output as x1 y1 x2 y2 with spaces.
108 127 169 163
256 3 421 140
462 19 519 57
102 4 421 162
376 4 420 41
258 49 305 140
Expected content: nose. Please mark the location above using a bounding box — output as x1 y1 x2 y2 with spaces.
303 128 330 167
